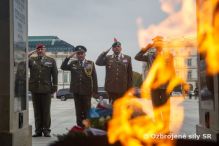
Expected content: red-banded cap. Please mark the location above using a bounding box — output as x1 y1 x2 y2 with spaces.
36 44 45 49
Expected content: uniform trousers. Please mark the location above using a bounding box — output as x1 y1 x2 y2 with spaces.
73 94 91 127
151 89 171 132
32 93 51 134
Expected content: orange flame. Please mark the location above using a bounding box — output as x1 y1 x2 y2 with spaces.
108 37 188 145
108 1 196 146
108 0 219 146
197 0 219 75
108 89 184 146
141 52 188 97
137 0 197 92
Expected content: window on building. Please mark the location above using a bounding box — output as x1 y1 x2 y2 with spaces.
187 70 192 79
188 51 192 56
187 58 192 66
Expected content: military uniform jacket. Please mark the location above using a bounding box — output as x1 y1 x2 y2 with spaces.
96 52 133 94
61 58 98 95
135 50 174 89
29 56 58 93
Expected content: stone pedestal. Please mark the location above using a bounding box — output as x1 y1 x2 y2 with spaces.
196 74 219 141
0 0 32 146
196 72 219 141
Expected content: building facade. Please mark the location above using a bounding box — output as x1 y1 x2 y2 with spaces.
174 47 198 91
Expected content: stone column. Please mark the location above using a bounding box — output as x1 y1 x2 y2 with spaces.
196 0 219 141
0 0 32 146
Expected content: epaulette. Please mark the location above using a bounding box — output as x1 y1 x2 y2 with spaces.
86 60 93 64
45 56 55 61
71 60 78 64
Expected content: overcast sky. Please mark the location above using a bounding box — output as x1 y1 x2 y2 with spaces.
29 0 167 86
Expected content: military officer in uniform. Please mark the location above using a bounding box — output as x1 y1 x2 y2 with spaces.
96 39 133 102
135 36 172 133
28 44 58 137
61 45 98 127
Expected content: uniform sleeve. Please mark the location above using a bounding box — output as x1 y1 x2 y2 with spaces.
95 51 108 66
92 62 98 93
127 57 133 89
28 57 33 68
52 59 58 86
134 50 149 62
61 57 72 70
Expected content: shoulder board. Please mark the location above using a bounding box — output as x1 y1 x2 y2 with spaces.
71 60 78 64
45 56 54 60
86 60 93 64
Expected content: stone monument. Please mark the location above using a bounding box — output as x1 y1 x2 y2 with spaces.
196 0 219 141
0 0 32 146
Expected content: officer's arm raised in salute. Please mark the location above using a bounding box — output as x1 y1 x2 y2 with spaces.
28 50 37 58
61 51 77 70
95 48 111 66
134 43 153 61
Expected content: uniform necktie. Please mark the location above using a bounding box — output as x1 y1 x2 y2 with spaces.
115 55 119 61
79 61 83 67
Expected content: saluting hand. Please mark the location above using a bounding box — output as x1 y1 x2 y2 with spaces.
142 43 153 52
28 50 36 57
68 51 78 58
